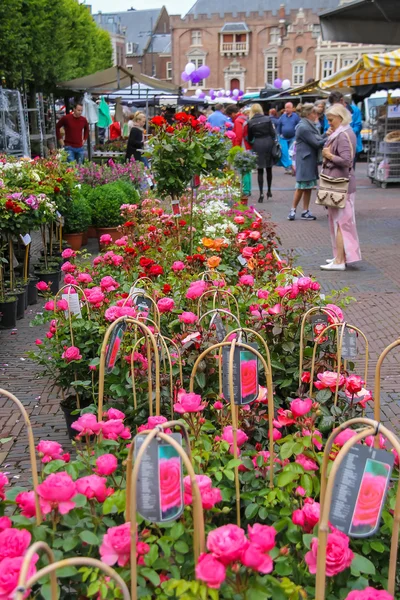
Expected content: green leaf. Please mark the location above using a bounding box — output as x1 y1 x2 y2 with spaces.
63 536 80 552
41 583 60 600
56 566 78 577
274 561 292 576
276 470 299 487
43 460 66 475
316 389 332 403
302 534 315 549
300 473 313 497
175 541 189 554
87 581 101 597
79 531 100 545
226 458 242 469
280 442 295 460
170 522 185 540
195 372 206 389
72 493 87 508
370 541 385 553
245 503 259 519
351 553 376 575
5 487 25 502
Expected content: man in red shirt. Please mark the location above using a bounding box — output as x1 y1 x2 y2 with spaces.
56 102 89 164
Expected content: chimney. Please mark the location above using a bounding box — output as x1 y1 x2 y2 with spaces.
279 4 285 19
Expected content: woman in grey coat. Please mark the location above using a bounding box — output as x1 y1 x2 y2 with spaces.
288 104 326 221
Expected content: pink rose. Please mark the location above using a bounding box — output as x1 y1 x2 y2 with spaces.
96 454 118 476
195 553 226 589
305 529 354 577
302 429 323 451
137 415 171 434
292 499 320 532
249 231 260 240
0 518 11 533
61 345 82 362
102 419 131 441
335 428 357 447
100 276 119 292
273 428 282 441
241 543 273 574
56 299 68 311
225 130 235 140
100 522 131 567
234 216 245 224
257 289 269 299
0 528 31 560
36 440 67 464
172 261 185 272
183 475 222 510
15 491 38 518
247 524 276 553
71 414 102 438
159 457 182 512
104 408 125 421
295 454 319 471
0 474 8 501
290 397 312 418
44 301 55 311
296 486 306 496
346 375 364 395
61 261 76 274
0 555 38 599
36 472 76 515
365 434 386 449
76 475 114 502
112 255 124 266
242 246 254 259
174 390 206 414
222 426 248 447
292 509 305 527
77 273 93 284
115 236 128 247
239 275 254 286
36 281 49 292
87 290 105 306
157 297 175 313
206 524 248 565
61 248 76 259
325 303 344 323
297 277 313 292
63 274 77 285
186 280 207 300
268 303 282 315
100 234 113 245
35 339 43 346
179 311 198 324
214 401 224 410
345 588 393 600
314 371 346 392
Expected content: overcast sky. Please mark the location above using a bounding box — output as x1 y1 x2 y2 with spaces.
87 0 194 16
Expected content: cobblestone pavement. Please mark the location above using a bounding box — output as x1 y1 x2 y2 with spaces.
0 166 399 486
252 164 400 431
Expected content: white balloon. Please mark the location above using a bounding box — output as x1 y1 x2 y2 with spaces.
225 90 231 96
195 88 203 97
185 62 196 76
282 79 291 90
232 89 239 97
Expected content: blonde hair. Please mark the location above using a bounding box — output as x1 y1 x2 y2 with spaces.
326 103 352 126
301 103 316 118
249 103 264 119
134 112 146 123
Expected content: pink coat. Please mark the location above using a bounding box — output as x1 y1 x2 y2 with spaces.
323 128 356 194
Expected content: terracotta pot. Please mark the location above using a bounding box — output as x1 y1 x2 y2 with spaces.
87 226 97 239
82 229 88 246
96 227 123 249
63 232 83 251
240 196 249 206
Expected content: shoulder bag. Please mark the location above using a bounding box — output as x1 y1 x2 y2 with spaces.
315 131 353 209
271 138 282 163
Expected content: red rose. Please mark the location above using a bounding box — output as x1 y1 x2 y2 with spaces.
124 221 134 227
166 126 175 133
54 186 60 193
163 284 171 293
151 116 166 126
139 257 154 268
175 112 189 123
124 247 136 255
148 225 157 232
149 264 163 276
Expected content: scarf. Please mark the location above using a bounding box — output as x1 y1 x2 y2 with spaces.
326 123 351 146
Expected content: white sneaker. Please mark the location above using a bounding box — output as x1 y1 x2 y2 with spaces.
326 258 334 263
320 262 346 271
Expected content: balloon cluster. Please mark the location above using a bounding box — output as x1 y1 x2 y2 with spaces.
274 78 291 91
181 63 244 101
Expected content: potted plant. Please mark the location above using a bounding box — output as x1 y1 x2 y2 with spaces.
233 149 258 205
91 182 130 247
62 193 92 251
0 247 17 329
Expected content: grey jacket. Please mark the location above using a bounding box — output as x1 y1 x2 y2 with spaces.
295 118 326 182
322 128 357 194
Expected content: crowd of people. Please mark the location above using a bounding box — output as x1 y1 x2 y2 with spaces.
56 92 362 272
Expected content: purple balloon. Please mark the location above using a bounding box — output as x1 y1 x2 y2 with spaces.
274 78 282 89
198 92 206 99
191 72 202 84
217 90 224 97
181 71 190 82
238 90 244 97
210 93 216 100
196 65 211 79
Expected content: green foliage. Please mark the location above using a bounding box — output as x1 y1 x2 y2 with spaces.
90 183 131 228
0 0 112 91
63 192 92 234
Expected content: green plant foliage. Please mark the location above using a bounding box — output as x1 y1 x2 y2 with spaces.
63 192 92 234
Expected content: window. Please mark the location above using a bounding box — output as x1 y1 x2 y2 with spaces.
126 42 133 55
108 17 114 23
191 30 202 45
341 57 355 68
265 54 278 85
322 59 334 78
152 64 156 77
292 63 305 86
166 61 172 80
270 27 280 44
311 24 321 38
189 57 205 86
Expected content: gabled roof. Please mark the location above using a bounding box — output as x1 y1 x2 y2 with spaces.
148 34 171 54
221 22 249 32
94 8 164 55
186 0 340 18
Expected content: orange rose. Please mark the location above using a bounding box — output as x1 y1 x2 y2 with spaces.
207 256 221 269
202 238 215 248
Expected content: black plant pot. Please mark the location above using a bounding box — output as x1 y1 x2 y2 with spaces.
61 396 92 439
28 278 39 305
9 289 26 320
16 281 29 310
0 297 17 329
36 271 60 295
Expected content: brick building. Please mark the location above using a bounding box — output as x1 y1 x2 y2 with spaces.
94 8 171 80
170 0 351 93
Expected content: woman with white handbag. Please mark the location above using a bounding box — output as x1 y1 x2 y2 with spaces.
318 104 361 271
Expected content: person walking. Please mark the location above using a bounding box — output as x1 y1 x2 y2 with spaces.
315 100 329 134
225 105 247 147
126 112 146 164
328 91 363 165
288 104 326 222
277 102 300 174
320 104 361 271
56 101 89 164
268 108 280 128
247 103 276 202
206 104 232 130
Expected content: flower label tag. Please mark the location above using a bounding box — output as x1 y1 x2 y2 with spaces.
171 200 181 218
311 314 329 348
62 293 82 319
134 432 184 523
222 343 259 405
341 327 357 359
105 321 127 374
238 255 247 267
210 313 227 342
20 233 31 246
329 444 393 538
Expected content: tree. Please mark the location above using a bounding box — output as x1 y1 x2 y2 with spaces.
0 0 112 91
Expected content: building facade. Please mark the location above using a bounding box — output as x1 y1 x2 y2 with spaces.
94 8 171 79
170 0 387 93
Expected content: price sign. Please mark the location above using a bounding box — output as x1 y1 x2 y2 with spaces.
223 343 259 405
311 314 329 348
62 293 82 319
135 432 184 523
210 313 227 342
105 321 127 374
20 233 31 246
341 327 358 359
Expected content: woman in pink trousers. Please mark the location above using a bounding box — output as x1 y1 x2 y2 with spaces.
320 103 361 271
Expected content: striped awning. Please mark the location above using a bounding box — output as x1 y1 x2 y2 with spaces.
320 48 400 89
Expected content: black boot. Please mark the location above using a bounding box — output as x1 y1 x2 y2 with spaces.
267 190 272 198
258 193 264 203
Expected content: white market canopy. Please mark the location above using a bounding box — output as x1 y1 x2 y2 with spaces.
320 48 400 89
